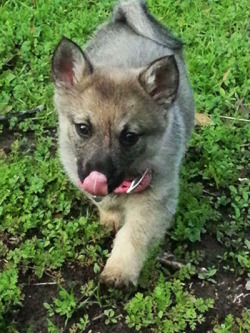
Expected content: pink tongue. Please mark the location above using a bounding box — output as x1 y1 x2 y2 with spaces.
114 172 152 194
78 170 152 196
80 171 108 196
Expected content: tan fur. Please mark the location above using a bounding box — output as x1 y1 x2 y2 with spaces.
99 208 122 231
52 0 194 287
54 69 187 286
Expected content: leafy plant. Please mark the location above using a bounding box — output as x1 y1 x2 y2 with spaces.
125 276 214 331
104 309 122 325
0 268 22 314
77 315 90 331
198 266 217 284
44 287 76 326
213 310 250 333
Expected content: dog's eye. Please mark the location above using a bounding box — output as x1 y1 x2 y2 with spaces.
120 130 139 147
75 123 91 138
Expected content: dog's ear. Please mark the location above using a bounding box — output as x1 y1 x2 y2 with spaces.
139 56 179 106
52 37 92 87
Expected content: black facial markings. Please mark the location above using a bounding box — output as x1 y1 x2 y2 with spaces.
119 128 139 147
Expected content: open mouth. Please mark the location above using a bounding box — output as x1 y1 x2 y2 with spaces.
78 169 152 197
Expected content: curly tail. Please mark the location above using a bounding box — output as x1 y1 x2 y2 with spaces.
113 0 183 50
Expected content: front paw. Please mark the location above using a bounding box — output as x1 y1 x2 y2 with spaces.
100 256 140 287
99 209 121 232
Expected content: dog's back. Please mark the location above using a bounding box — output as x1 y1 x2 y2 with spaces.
85 0 194 139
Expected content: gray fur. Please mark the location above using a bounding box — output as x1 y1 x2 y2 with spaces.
85 0 193 138
52 0 194 286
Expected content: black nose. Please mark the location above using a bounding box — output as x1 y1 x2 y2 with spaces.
77 154 124 193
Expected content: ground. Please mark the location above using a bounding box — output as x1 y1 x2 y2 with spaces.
0 0 249 332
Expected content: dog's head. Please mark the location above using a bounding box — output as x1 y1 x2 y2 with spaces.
52 37 179 196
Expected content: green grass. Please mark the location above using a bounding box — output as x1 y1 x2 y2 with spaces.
0 0 249 332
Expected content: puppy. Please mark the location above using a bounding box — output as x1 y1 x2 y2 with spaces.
52 0 194 286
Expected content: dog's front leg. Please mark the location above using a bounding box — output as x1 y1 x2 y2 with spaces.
99 208 122 232
101 195 173 287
